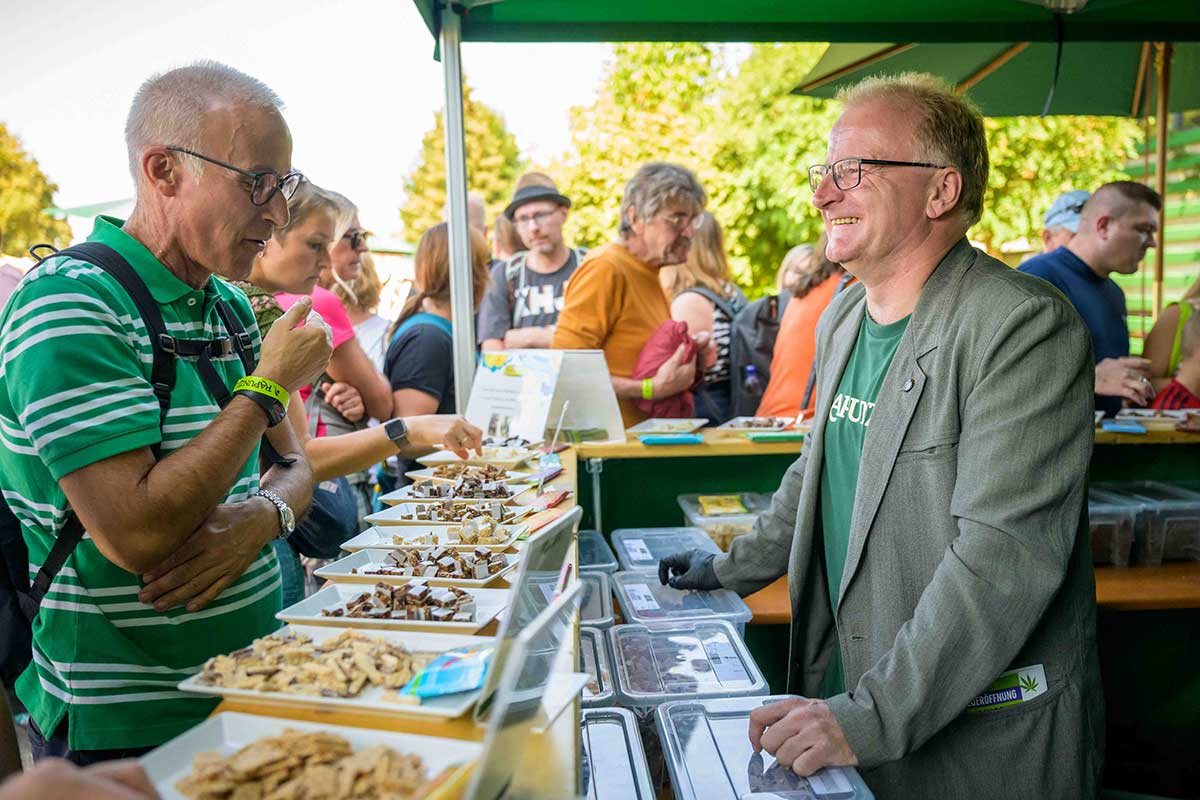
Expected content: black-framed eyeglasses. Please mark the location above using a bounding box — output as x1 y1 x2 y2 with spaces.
165 146 304 206
808 158 948 192
513 209 561 229
659 211 705 232
342 229 371 249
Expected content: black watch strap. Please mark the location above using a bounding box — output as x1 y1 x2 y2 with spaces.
234 389 286 426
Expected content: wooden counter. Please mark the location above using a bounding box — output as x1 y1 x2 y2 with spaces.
575 428 804 459
743 561 1200 627
217 449 581 798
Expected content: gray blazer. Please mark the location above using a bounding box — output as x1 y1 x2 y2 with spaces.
715 239 1104 799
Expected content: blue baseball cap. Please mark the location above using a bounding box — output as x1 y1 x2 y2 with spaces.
1044 190 1091 232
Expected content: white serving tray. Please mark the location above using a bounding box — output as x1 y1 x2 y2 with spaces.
177 625 491 719
277 584 507 635
315 549 520 588
141 711 480 800
376 482 534 507
367 500 535 524
715 416 794 432
416 446 539 470
626 418 708 434
405 466 537 485
342 525 527 553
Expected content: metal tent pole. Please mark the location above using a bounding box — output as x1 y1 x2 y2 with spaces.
1152 42 1173 320
439 5 476 412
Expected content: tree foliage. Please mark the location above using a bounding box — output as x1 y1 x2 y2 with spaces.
551 43 721 250
0 123 71 256
400 81 525 241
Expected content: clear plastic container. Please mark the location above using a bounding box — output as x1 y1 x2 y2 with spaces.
611 571 752 636
657 695 875 799
1096 481 1200 564
677 492 771 551
581 571 615 630
580 626 614 708
1087 487 1136 566
580 529 619 574
581 707 656 799
608 620 768 715
611 527 720 573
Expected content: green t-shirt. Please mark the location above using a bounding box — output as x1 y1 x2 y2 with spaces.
0 216 282 750
817 311 910 696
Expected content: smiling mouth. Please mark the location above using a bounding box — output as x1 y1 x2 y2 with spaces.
830 217 861 225
245 238 267 250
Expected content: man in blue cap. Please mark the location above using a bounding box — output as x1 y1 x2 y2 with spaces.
1021 181 1161 415
1040 189 1090 252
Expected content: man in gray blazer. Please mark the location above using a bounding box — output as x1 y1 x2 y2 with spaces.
660 73 1102 799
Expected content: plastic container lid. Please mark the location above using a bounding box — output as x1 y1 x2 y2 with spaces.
611 572 752 629
656 695 876 800
677 493 771 552
581 572 615 630
611 527 720 573
608 620 767 711
580 529 619 574
1095 481 1200 564
580 626 615 708
1087 487 1136 567
581 707 656 799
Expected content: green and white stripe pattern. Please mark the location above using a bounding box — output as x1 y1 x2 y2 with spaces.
0 216 282 750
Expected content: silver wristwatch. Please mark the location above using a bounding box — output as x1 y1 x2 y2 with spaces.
255 488 295 540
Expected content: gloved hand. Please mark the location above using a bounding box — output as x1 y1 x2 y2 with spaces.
658 549 721 591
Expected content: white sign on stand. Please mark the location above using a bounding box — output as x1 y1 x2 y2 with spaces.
466 350 624 444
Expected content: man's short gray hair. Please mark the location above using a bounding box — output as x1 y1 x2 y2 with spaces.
124 60 285 184
619 162 707 239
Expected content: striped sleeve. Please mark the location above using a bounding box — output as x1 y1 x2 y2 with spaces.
0 264 161 480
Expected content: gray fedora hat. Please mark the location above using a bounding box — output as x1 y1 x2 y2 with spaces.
504 185 572 221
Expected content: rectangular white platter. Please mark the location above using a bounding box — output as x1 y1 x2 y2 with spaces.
405 466 537 485
376 482 534 507
342 524 527 553
177 625 491 719
367 500 535 524
277 584 507 635
141 711 480 800
315 549 519 588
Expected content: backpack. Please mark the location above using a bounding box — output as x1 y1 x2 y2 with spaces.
727 290 790 418
503 247 588 328
0 241 288 687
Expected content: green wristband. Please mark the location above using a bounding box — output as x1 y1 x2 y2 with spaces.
233 376 289 408
642 378 654 400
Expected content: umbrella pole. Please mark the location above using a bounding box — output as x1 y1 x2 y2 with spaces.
1152 42 1172 320
439 5 477 412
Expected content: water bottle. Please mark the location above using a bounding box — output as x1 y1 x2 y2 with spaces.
742 364 764 397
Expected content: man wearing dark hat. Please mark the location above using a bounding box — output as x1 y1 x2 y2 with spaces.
477 175 586 351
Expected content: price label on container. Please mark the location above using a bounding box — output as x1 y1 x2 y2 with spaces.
537 582 557 604
703 638 750 684
625 583 661 613
808 766 855 798
623 538 653 563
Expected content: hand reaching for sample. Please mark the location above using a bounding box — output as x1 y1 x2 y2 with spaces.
138 500 277 612
323 381 365 422
748 697 858 777
255 296 332 392
658 549 721 590
1095 357 1154 406
405 415 484 458
652 342 697 398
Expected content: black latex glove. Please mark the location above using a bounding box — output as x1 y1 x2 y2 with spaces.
658 549 721 591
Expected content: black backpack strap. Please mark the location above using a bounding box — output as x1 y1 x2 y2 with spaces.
23 514 85 619
683 286 737 321
59 242 175 443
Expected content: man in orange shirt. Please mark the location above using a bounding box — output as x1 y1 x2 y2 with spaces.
757 239 849 419
553 162 711 426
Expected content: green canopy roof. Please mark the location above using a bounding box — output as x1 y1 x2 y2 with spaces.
413 0 1200 44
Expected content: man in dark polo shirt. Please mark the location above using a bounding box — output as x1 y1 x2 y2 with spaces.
1020 181 1161 416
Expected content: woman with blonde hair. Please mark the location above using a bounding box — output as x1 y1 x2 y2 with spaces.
334 251 389 371
1143 273 1200 391
662 210 747 423
384 223 492 485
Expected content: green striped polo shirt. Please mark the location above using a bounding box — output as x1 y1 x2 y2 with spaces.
0 216 282 750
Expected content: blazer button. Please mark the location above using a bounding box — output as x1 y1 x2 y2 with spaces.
902 377 914 392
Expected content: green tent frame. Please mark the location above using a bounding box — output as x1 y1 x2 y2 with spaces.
414 0 1200 406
